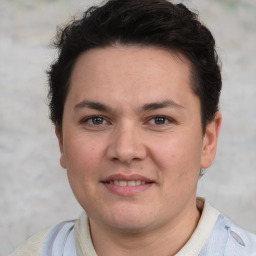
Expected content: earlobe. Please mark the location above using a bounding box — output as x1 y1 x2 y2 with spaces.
201 112 222 169
55 126 67 169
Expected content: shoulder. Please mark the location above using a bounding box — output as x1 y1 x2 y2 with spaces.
205 213 256 256
9 220 77 256
9 227 52 256
225 218 256 256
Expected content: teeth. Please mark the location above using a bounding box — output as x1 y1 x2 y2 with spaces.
109 180 148 186
119 181 127 186
127 181 135 186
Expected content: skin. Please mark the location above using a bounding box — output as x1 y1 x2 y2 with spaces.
56 45 221 256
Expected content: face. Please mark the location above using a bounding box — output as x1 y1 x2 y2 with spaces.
57 45 221 234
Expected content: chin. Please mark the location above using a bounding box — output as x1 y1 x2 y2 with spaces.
102 206 157 233
109 219 152 233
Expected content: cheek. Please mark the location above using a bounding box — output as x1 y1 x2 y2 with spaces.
150 133 202 175
63 135 104 178
153 136 202 202
63 136 105 207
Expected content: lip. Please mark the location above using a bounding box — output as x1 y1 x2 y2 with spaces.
101 174 154 196
102 174 153 183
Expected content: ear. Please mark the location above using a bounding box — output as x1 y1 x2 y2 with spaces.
55 126 67 169
200 112 222 169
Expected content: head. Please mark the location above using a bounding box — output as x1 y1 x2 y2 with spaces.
47 0 222 134
47 0 222 245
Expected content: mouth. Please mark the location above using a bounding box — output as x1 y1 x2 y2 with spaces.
101 174 154 196
103 180 153 186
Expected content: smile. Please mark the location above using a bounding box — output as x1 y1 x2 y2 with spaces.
102 174 154 196
106 180 150 186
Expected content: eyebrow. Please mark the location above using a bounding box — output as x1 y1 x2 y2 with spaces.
141 100 184 112
74 100 112 112
74 99 184 113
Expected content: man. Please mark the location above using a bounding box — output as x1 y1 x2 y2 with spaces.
10 0 256 255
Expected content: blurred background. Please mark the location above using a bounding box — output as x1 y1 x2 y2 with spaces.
0 0 255 254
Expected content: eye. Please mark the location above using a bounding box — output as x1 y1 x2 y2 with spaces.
148 116 172 125
83 116 108 126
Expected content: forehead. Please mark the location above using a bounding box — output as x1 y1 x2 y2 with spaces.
72 45 192 76
67 45 196 109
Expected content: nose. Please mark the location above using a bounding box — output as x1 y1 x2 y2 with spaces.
106 123 147 164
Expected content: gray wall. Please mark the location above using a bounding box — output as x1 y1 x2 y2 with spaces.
1 0 255 255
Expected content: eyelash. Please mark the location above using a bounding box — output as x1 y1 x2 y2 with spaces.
147 115 174 126
81 115 174 127
82 115 109 126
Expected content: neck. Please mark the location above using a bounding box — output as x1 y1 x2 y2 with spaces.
89 200 200 256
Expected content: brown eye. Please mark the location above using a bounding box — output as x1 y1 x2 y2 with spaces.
148 116 171 125
91 116 105 125
84 116 107 125
154 117 167 125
